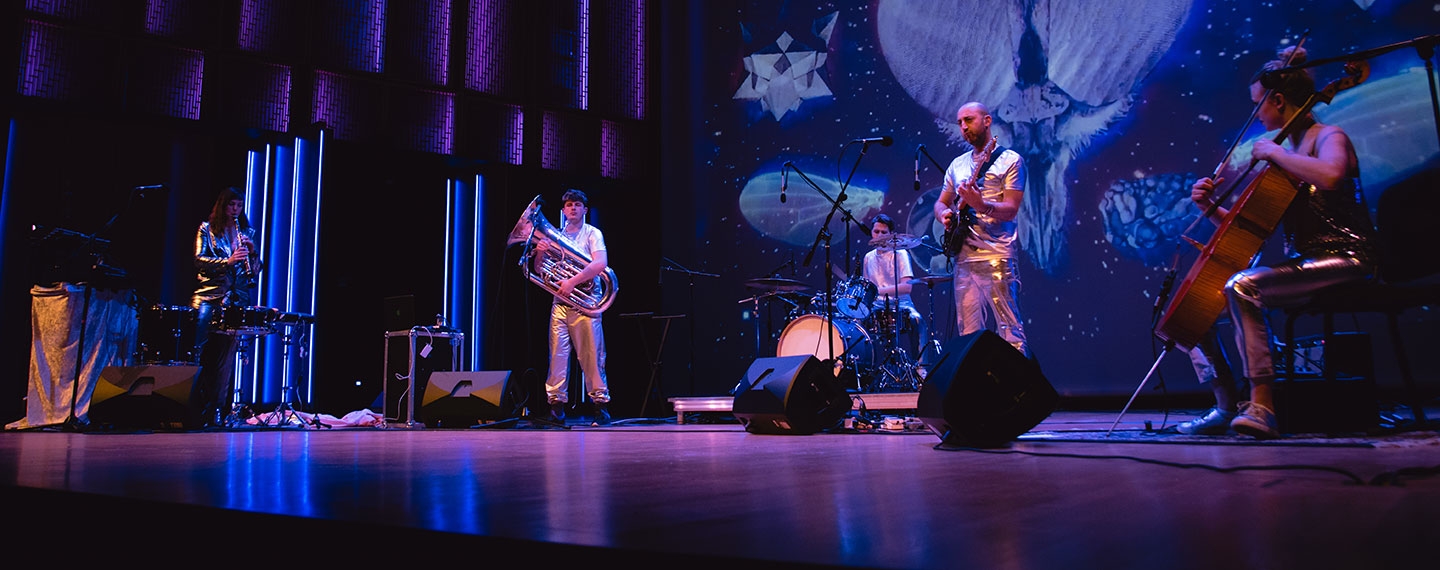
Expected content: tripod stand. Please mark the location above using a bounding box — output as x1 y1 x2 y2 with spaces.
257 313 324 428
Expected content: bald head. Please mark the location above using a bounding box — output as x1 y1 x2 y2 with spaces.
956 102 993 148
959 102 991 117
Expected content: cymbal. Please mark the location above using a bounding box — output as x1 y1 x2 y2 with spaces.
744 277 812 292
869 233 922 250
908 275 953 286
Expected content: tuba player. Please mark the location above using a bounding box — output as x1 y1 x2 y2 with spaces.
534 189 612 424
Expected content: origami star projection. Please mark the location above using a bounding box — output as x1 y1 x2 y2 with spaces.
734 14 837 122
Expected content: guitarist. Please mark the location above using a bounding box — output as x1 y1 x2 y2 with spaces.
931 102 1030 357
1185 46 1379 439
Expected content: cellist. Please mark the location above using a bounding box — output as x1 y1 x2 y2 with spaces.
1182 45 1380 438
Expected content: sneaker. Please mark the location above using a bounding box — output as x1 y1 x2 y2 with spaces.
1176 407 1235 435
548 401 566 423
1230 401 1280 439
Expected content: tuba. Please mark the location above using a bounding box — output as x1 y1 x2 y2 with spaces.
506 196 619 317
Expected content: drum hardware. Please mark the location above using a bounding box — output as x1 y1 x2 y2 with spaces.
741 289 806 360
868 233 922 250
833 277 877 320
908 274 952 370
742 275 814 359
137 304 200 365
256 312 322 428
743 277 812 292
855 230 925 393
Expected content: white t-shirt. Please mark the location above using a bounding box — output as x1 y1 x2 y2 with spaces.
941 148 1025 262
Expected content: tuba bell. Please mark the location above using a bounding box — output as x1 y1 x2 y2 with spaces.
506 196 618 317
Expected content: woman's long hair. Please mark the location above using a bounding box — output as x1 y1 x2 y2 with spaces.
208 187 249 235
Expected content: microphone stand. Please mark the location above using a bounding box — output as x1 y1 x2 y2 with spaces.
1266 33 1440 149
791 163 868 370
836 141 884 279
661 257 717 396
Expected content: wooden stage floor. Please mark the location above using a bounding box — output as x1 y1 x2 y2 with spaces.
4 407 1440 569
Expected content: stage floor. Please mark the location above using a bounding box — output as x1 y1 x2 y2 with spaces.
4 408 1440 569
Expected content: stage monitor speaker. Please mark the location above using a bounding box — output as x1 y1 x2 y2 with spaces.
732 355 852 435
89 365 202 430
916 331 1057 448
421 371 515 428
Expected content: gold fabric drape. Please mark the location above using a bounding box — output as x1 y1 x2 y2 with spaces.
6 284 137 429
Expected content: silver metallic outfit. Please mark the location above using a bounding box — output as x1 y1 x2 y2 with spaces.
545 223 610 404
943 148 1029 356
1223 175 1379 381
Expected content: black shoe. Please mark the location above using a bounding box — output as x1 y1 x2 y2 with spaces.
593 402 611 425
548 402 566 423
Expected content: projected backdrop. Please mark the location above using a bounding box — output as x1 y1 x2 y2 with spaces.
664 0 1439 397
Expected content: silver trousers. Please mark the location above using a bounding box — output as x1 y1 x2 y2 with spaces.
953 258 1028 356
1225 254 1374 381
546 303 609 404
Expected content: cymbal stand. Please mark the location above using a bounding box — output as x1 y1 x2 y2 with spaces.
920 279 944 365
262 319 323 428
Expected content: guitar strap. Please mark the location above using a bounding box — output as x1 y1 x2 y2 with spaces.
974 146 1005 192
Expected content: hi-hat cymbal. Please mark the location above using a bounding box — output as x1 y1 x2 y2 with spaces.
869 233 921 250
744 277 812 292
908 275 953 286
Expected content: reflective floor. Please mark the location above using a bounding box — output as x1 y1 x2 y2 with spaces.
4 409 1440 569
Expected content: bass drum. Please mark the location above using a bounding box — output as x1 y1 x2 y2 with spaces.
136 304 199 365
776 314 874 375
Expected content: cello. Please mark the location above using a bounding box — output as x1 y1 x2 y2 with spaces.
1153 59 1370 350
1106 55 1369 436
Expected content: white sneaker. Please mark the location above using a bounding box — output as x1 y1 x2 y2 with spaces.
1176 407 1235 435
1230 401 1279 439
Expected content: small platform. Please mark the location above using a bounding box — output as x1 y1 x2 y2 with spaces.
668 392 919 424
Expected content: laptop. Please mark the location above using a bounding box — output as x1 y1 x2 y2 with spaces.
383 295 416 333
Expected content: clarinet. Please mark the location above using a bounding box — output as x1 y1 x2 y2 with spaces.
230 225 252 276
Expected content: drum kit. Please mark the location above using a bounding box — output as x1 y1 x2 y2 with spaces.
749 233 947 393
136 304 283 367
135 302 315 427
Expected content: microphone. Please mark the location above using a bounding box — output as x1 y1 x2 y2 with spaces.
913 144 923 191
780 161 790 203
854 136 894 147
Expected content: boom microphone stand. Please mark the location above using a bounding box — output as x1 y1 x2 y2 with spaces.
787 162 870 371
660 257 716 396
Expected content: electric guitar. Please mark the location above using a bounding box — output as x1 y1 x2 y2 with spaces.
941 136 998 257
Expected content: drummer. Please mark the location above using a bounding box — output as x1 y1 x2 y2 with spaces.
191 187 262 428
862 214 923 356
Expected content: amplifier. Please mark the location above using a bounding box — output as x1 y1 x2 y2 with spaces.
1275 332 1375 434
1286 332 1373 379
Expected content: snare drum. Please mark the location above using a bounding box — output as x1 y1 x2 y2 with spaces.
137 304 199 364
215 305 279 335
833 277 877 320
776 314 875 374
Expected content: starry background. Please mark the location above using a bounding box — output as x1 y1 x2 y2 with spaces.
662 0 1440 398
